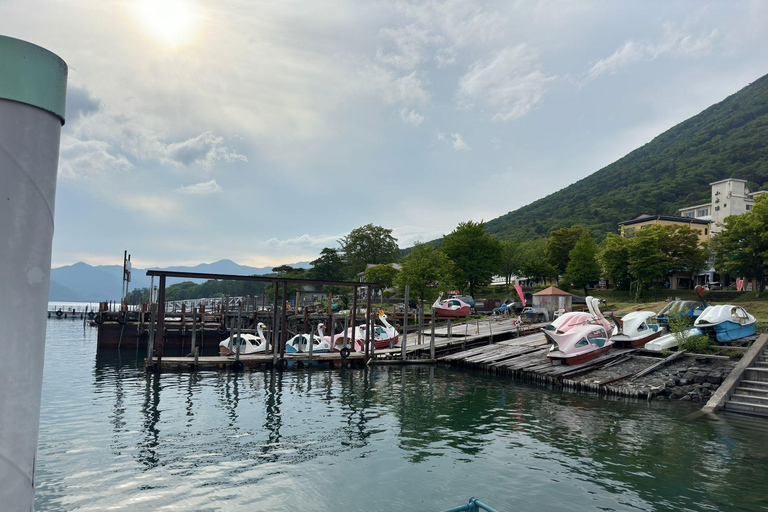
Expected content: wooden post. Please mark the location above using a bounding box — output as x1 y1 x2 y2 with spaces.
327 293 333 353
191 302 197 355
486 320 494 344
271 281 280 365
364 287 372 362
181 303 187 354
351 288 358 353
308 325 314 366
401 286 409 360
235 300 243 363
342 315 349 352
280 281 288 358
199 304 205 354
146 303 156 369
154 275 167 373
430 308 436 360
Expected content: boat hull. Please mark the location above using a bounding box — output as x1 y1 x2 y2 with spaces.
373 335 399 349
644 327 702 352
548 345 611 365
710 322 756 342
612 329 663 349
434 306 470 318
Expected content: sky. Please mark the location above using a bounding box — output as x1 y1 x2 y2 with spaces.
3 0 767 269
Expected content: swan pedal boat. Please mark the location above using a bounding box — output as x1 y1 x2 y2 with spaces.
610 311 665 349
545 297 615 365
331 311 399 351
432 292 471 318
219 322 269 356
286 323 332 353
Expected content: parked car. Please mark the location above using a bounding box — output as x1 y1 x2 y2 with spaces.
705 282 722 290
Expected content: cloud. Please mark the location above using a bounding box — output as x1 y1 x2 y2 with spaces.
59 91 246 178
583 23 719 83
400 108 425 126
163 132 247 169
263 233 343 249
457 45 555 121
451 133 470 151
437 131 470 151
58 136 133 179
65 85 102 121
176 179 222 195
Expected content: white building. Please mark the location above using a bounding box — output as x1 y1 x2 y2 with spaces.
679 178 768 234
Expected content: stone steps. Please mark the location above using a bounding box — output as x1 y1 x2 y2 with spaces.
724 400 768 416
739 379 768 390
744 367 768 383
724 349 768 417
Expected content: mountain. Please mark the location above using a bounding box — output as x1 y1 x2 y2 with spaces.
48 279 85 302
49 259 311 301
484 73 768 241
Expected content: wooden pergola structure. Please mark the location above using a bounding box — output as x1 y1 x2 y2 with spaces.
145 269 379 372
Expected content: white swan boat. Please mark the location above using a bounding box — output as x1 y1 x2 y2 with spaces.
219 322 269 356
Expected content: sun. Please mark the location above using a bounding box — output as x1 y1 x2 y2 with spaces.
135 0 199 48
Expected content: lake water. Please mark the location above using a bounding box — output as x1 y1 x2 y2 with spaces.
35 315 768 511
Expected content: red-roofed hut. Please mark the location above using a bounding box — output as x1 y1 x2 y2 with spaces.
532 286 573 317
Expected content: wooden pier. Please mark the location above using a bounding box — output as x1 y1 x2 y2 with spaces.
150 350 368 371
439 333 744 401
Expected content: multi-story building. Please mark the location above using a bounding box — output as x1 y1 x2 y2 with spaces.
679 178 768 234
618 214 711 243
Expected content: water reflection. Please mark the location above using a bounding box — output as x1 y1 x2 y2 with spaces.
42 340 768 512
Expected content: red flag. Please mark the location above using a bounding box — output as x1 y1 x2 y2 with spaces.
514 284 526 306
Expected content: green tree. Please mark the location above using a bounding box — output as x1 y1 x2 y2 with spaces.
627 228 668 300
309 247 346 281
498 239 526 291
600 233 631 290
441 221 502 296
396 242 451 306
364 264 400 297
125 287 150 305
657 225 709 288
712 194 768 297
339 224 400 277
272 264 302 274
545 227 591 277
563 232 601 294
519 239 558 283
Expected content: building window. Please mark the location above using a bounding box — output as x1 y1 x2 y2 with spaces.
697 208 709 217
704 228 708 235
682 211 694 218
747 204 753 211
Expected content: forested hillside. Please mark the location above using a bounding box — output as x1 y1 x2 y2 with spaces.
485 73 768 241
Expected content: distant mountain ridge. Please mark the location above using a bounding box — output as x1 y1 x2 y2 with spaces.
484 72 768 241
49 259 311 301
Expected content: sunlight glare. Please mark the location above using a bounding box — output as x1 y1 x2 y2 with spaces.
136 0 198 48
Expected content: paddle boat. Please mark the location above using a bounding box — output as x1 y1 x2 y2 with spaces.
286 323 332 353
542 296 613 334
331 310 399 350
644 326 704 352
656 286 708 328
694 305 757 342
432 292 471 318
219 322 268 355
545 297 614 365
609 311 665 349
